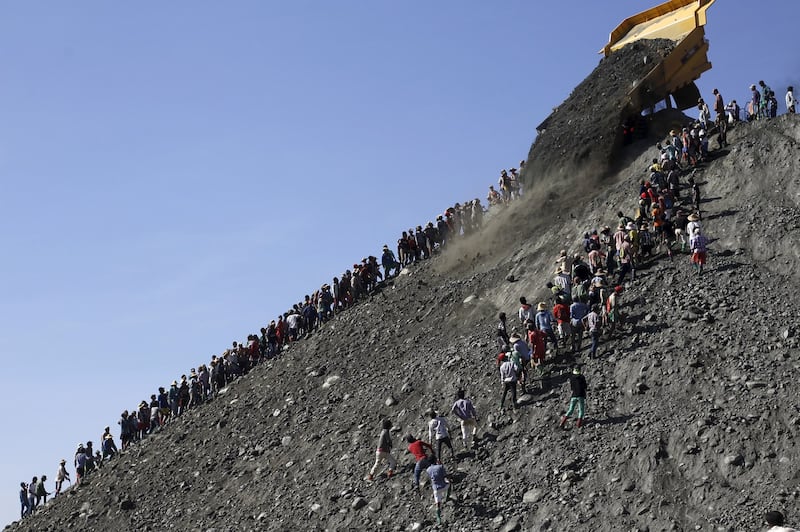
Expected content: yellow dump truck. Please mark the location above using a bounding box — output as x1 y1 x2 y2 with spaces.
601 0 716 114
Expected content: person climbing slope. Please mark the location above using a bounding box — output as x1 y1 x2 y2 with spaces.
367 419 396 481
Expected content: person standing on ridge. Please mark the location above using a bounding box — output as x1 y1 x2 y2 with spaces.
368 419 396 481
451 389 479 450
559 366 587 429
787 86 796 115
19 482 29 518
54 459 70 496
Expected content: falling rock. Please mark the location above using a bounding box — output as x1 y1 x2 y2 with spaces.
351 497 368 510
506 274 516 282
385 396 397 407
322 375 341 389
723 454 744 466
310 503 322 513
500 516 522 532
523 488 544 503
463 294 479 304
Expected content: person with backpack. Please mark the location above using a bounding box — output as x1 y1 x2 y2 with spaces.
450 389 479 451
406 434 435 492
427 409 454 462
367 419 396 481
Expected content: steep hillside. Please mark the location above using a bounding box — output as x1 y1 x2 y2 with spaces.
9 66 800 532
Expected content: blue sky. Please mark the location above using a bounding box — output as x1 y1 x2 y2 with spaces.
0 1 796 525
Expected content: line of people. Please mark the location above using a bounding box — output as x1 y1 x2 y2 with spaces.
13 161 521 521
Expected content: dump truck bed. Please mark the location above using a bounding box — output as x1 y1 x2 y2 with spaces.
602 0 716 112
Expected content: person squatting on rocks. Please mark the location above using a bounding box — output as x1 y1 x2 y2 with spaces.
559 366 587 429
368 419 396 481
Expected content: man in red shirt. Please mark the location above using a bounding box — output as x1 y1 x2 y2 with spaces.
553 300 571 351
407 435 435 491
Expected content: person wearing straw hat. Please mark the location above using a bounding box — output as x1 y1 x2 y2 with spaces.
559 366 587 429
686 213 702 240
534 302 559 356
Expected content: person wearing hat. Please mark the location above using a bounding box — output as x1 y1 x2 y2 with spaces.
764 510 798 531
535 302 559 356
559 366 588 429
54 458 70 496
427 408 454 462
686 212 702 234
367 418 396 481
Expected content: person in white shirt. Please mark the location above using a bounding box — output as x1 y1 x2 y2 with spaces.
427 409 454 462
786 86 796 114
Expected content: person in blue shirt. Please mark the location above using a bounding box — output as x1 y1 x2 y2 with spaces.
426 458 450 524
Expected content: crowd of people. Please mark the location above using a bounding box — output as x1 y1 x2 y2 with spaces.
15 84 797 528
363 83 798 524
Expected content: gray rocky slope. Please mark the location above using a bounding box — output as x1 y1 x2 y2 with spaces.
9 47 800 532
